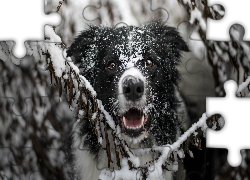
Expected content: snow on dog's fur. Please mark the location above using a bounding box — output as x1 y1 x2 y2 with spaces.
65 21 189 180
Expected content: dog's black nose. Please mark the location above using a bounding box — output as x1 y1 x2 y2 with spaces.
122 75 144 101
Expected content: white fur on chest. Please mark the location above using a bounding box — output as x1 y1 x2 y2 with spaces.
72 133 100 180
72 123 173 180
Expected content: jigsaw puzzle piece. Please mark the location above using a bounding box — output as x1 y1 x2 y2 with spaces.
185 57 214 92
185 147 231 180
44 0 94 46
82 0 102 24
82 0 169 26
0 145 35 179
0 96 62 170
207 0 250 40
179 0 225 41
79 0 191 29
207 24 250 97
177 20 206 61
200 148 250 179
207 80 250 167
0 0 61 59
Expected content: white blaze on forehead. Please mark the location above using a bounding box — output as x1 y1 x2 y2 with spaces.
118 45 144 69
116 28 145 69
119 53 129 62
128 30 133 55
126 55 143 68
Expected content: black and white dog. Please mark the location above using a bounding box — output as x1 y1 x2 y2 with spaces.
66 21 189 180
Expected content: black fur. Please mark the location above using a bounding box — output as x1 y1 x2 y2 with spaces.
66 21 189 174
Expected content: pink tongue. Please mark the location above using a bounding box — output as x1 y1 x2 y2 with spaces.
124 109 143 127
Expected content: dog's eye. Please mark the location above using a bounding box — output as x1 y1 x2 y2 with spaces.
145 59 153 67
108 62 116 70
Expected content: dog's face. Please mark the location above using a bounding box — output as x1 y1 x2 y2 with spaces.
67 21 188 146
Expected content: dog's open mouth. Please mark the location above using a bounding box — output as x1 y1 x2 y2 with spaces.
120 108 148 137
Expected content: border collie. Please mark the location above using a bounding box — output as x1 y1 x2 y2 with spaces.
66 21 189 180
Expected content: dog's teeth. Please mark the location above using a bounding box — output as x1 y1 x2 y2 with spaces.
142 115 144 125
123 116 126 126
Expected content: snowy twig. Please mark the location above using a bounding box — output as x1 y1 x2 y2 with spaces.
100 113 208 180
147 113 207 179
237 76 250 95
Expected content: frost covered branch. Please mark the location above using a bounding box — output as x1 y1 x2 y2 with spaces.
178 0 224 41
237 76 250 97
99 113 208 180
145 113 207 179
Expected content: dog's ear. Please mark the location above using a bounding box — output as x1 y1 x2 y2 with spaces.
66 25 99 64
173 36 189 52
146 21 189 52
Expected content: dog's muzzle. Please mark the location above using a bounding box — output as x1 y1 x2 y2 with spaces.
122 75 144 101
118 68 149 138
